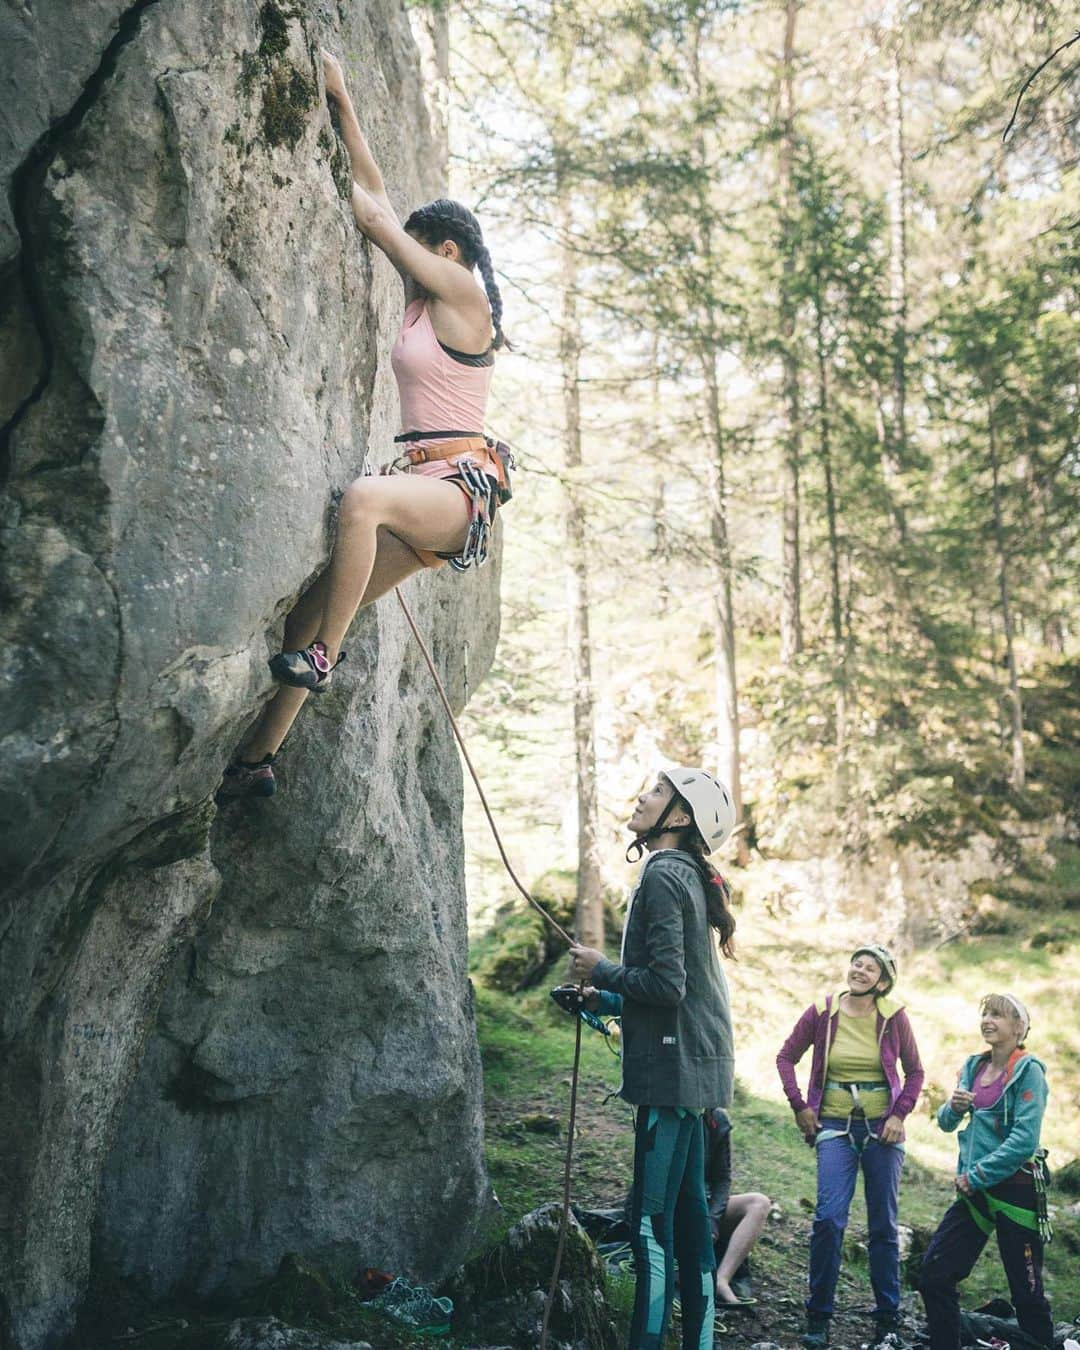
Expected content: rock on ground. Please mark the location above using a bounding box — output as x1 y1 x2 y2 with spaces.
444 1204 620 1350
225 1321 371 1350
0 2 499 1348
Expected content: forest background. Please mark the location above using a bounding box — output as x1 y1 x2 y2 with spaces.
422 0 1077 1324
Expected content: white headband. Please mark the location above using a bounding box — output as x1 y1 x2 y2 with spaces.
999 993 1030 1041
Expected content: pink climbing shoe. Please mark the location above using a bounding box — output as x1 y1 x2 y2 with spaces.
268 640 346 693
216 754 277 801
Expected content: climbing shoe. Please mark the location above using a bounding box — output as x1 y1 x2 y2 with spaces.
365 1277 452 1335
802 1314 830 1350
216 754 276 801
268 640 346 693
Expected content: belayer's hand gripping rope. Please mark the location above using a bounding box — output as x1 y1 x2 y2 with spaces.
551 984 610 1036
394 587 580 1350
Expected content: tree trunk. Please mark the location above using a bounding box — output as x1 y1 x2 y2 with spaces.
987 400 1025 790
881 0 909 541
650 333 671 614
778 0 803 664
689 12 749 864
704 354 750 867
812 281 848 796
559 204 605 945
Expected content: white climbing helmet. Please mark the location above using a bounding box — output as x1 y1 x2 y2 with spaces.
660 767 737 854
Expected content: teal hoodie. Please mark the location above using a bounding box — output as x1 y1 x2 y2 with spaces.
936 1048 1048 1192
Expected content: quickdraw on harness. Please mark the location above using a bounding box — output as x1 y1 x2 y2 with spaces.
391 430 516 572
962 1151 1053 1244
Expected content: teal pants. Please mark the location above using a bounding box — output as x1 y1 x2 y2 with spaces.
628 1106 716 1349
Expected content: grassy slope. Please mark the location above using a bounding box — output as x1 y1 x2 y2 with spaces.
475 852 1080 1348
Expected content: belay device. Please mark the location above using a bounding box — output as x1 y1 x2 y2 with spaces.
551 984 615 1042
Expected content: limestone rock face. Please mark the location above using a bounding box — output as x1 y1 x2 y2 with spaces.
0 3 497 1348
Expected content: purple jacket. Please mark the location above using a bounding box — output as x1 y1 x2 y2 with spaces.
776 992 924 1138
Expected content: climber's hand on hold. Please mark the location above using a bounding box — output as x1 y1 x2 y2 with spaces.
569 944 604 981
321 50 348 102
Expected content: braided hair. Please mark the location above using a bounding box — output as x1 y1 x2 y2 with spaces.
403 198 509 350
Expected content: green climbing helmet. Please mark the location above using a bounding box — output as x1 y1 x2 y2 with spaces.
850 943 897 993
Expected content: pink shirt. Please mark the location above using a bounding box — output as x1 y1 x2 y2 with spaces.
390 300 493 478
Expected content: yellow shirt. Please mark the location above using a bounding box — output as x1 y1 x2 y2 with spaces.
821 1009 890 1119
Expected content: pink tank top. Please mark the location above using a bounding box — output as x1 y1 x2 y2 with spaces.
390 300 494 478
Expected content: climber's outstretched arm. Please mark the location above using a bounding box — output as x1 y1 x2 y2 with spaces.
348 186 489 312
322 50 397 221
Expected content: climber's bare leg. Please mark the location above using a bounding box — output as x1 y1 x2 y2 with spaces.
240 530 424 759
315 475 469 662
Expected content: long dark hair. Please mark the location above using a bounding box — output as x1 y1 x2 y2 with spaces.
673 812 737 959
403 198 509 350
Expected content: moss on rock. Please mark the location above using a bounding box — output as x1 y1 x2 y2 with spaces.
261 66 316 151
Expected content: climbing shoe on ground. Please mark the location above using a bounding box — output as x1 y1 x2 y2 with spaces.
269 640 345 693
216 754 276 801
802 1314 830 1350
365 1277 452 1335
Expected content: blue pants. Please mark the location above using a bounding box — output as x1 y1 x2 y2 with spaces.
628 1107 715 1349
807 1116 904 1319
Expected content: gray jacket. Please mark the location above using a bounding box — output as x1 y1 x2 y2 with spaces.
592 849 734 1110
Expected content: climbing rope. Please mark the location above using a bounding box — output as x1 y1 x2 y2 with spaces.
540 1011 583 1349
394 585 580 1348
393 586 573 947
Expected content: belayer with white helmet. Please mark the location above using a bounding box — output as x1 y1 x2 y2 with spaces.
570 767 737 1350
776 945 924 1350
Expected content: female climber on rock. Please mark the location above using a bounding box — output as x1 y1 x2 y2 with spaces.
569 768 738 1350
219 51 508 800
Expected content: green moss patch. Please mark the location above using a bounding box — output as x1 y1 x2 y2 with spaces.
261 65 316 151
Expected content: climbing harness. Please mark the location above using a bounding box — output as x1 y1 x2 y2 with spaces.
389 430 516 572
962 1153 1053 1244
816 1081 893 1149
392 586 577 1350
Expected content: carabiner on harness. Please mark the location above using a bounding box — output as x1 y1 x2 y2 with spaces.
446 457 495 572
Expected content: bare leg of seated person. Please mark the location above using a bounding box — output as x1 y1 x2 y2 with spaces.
715 1193 771 1304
